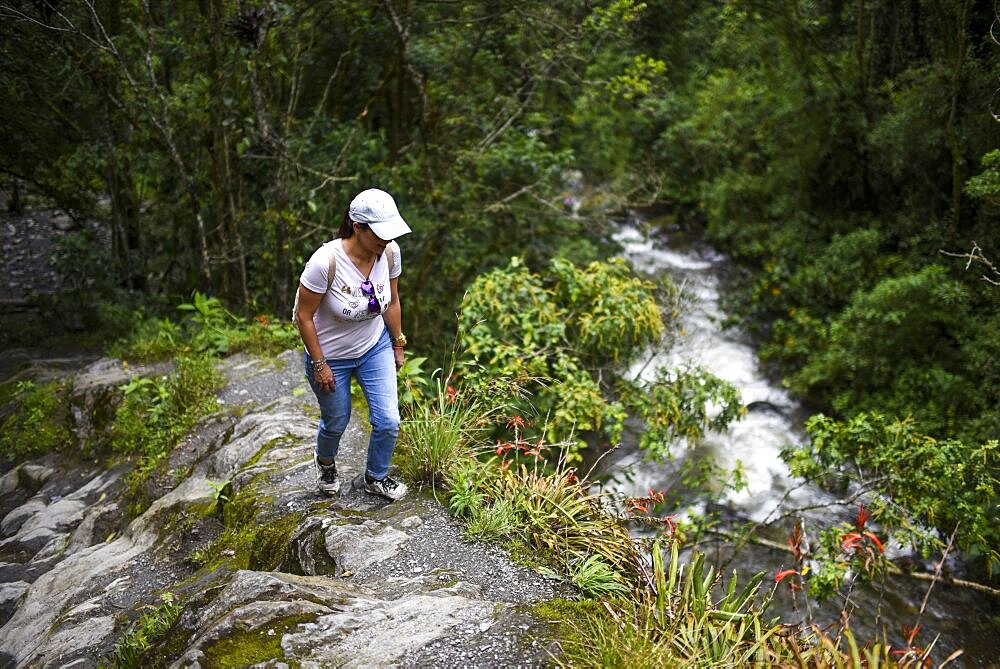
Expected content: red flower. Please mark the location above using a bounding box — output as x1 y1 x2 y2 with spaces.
902 624 921 644
787 521 806 563
775 568 798 583
841 529 885 555
855 504 872 531
625 498 649 514
841 531 863 551
506 415 526 430
254 314 269 325
446 385 457 403
662 515 677 538
496 440 515 456
863 531 884 553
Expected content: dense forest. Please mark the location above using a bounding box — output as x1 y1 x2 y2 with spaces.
2 0 998 605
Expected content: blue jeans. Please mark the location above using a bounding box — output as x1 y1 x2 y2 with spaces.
304 329 400 480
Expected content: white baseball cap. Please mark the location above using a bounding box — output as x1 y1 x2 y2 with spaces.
348 188 412 240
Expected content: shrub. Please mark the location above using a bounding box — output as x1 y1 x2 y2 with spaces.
113 355 224 516
0 380 73 461
785 412 1000 572
456 256 665 459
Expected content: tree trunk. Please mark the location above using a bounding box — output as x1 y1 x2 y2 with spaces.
8 178 22 214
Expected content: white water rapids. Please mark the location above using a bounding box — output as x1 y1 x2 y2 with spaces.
592 219 999 666
600 223 838 524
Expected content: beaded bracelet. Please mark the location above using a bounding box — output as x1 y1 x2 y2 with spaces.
312 359 328 370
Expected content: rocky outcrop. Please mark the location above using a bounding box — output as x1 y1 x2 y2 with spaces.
0 350 568 668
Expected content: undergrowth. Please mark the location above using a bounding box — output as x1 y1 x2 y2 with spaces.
99 592 182 669
396 379 958 667
0 379 73 461
112 291 299 361
112 354 223 517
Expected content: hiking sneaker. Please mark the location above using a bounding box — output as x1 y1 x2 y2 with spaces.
314 454 340 496
364 473 408 501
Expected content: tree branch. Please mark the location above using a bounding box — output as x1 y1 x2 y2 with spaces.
940 242 1000 285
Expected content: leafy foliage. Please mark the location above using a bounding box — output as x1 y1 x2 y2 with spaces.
112 356 222 460
785 412 999 570
114 293 299 362
791 267 973 435
0 380 72 461
100 593 182 669
617 366 744 460
456 256 663 456
112 355 223 516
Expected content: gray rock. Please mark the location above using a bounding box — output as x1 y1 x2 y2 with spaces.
324 521 411 574
208 399 315 479
0 349 568 669
68 359 130 448
17 498 87 537
0 467 21 497
0 580 29 625
1 497 46 537
284 517 338 576
20 464 54 489
30 533 70 563
0 531 156 667
66 502 119 552
42 615 116 668
283 590 499 667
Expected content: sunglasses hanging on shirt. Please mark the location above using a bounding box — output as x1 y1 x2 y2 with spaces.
360 279 380 314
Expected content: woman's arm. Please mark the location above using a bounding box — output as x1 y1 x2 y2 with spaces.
296 284 335 392
382 276 404 370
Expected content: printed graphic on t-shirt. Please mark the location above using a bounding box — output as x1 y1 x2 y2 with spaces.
334 284 386 321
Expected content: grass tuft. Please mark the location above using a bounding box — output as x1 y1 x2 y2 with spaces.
99 593 182 669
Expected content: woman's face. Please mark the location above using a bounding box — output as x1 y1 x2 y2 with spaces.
354 223 389 255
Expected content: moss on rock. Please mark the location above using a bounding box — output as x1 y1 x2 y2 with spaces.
199 614 315 669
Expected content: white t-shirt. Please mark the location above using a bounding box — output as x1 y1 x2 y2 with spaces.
299 239 402 359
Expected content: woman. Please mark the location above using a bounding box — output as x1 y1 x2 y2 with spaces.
295 188 411 500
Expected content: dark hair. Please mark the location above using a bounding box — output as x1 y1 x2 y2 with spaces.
335 210 354 239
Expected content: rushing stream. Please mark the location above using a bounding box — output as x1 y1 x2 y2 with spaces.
595 218 1000 666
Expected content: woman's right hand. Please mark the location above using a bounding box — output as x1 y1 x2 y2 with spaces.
315 363 335 393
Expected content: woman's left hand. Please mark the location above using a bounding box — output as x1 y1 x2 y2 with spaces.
393 347 404 371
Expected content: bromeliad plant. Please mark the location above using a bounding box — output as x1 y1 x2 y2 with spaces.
553 538 802 667
450 439 642 593
551 537 919 668
396 375 503 489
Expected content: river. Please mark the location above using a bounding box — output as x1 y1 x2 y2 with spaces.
594 216 1000 666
